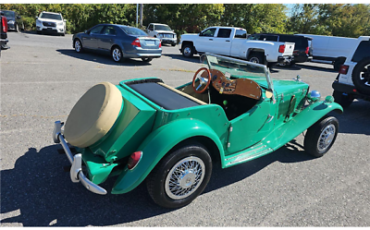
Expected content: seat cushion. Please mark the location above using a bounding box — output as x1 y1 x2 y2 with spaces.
64 82 122 147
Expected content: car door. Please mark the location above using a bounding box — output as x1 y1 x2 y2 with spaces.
226 95 276 154
82 25 104 49
196 27 217 53
213 28 232 55
96 25 117 51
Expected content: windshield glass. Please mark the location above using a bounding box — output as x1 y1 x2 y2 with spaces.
155 25 171 31
202 53 272 89
1 11 15 18
40 13 62 20
119 26 147 36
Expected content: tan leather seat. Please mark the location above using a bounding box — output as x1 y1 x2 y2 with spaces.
64 82 122 148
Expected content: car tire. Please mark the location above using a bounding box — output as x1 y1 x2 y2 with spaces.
74 39 83 53
332 90 354 109
352 58 370 95
304 116 339 158
62 32 65 36
146 142 212 209
111 46 123 62
247 52 265 65
171 43 176 47
141 57 153 63
182 44 194 58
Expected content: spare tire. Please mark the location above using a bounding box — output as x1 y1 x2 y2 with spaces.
64 82 123 148
352 58 370 95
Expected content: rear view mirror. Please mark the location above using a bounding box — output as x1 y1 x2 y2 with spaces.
0 12 4 16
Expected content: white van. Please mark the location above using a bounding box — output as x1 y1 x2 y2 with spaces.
296 34 358 71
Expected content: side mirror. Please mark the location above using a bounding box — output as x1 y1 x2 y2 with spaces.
35 16 38 19
64 19 67 22
84 30 88 34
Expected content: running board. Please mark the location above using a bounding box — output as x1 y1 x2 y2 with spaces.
223 142 273 168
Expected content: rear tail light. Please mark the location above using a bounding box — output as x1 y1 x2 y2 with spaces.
278 45 285 53
127 151 143 170
339 65 349 74
2 16 8 33
305 47 309 54
131 38 141 48
159 42 161 48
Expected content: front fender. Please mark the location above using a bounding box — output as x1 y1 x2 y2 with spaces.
266 100 343 151
111 119 224 194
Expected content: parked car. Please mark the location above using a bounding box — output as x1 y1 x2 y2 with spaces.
248 33 313 67
53 53 342 208
180 26 295 66
36 11 66 36
73 24 162 63
296 33 358 71
146 23 177 46
332 36 370 108
0 10 24 32
0 12 9 50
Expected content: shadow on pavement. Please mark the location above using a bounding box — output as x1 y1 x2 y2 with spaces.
295 63 337 73
163 53 202 64
332 100 370 135
1 140 313 226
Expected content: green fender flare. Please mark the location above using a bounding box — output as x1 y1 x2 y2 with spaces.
111 119 224 194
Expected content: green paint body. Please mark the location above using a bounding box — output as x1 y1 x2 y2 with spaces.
76 77 343 193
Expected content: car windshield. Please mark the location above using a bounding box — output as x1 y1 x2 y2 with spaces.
119 26 147 36
40 13 62 20
202 53 273 90
1 11 15 18
155 25 171 31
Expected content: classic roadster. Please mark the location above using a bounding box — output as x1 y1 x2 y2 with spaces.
53 53 343 208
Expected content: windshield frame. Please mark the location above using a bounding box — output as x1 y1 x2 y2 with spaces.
154 24 172 31
39 12 62 21
202 52 275 99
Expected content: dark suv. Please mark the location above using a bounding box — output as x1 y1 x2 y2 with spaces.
248 33 313 66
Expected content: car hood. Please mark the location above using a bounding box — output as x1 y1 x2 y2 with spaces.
38 18 63 23
272 79 309 99
155 30 175 34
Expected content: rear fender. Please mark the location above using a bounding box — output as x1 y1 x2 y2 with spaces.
111 119 224 194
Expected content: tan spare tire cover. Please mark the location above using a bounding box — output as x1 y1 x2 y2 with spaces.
64 82 123 148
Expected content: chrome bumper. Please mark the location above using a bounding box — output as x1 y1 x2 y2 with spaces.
53 121 107 195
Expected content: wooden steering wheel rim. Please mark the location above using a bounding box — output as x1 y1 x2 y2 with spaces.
192 67 211 94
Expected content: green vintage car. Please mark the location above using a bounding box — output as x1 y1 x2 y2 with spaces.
53 53 343 208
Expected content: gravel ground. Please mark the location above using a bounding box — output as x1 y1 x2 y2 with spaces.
1 31 369 227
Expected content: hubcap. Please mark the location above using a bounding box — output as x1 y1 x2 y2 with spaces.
184 47 192 56
249 57 260 63
165 156 205 200
75 41 81 52
112 48 121 61
317 124 336 152
359 64 370 87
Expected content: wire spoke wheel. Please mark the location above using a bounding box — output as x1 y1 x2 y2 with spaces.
165 156 205 200
317 124 336 152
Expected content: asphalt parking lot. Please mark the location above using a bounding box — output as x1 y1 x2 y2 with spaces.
1 31 369 227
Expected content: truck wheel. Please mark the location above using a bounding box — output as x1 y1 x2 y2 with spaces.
182 44 194 58
332 90 354 108
147 142 212 209
248 52 265 65
304 116 339 158
352 58 370 95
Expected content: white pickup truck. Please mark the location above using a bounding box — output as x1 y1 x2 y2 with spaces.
179 26 295 65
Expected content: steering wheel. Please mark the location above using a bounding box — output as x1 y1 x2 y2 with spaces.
192 67 212 94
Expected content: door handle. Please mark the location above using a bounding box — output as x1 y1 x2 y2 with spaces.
226 40 230 42
209 39 213 41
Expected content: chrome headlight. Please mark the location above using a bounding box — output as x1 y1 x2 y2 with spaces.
8 20 15 24
57 22 64 26
307 90 321 103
